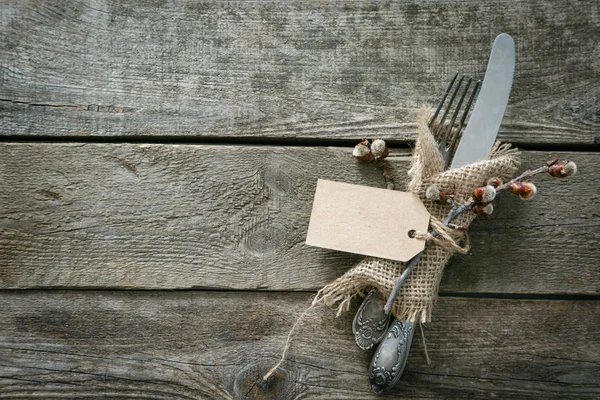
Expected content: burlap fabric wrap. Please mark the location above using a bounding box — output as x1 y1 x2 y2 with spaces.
316 107 521 323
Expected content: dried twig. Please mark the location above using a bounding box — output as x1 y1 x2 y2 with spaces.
384 158 578 314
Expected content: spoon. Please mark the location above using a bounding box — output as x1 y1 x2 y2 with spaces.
369 319 415 394
352 288 392 350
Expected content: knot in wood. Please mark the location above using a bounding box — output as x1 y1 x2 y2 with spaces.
234 361 301 399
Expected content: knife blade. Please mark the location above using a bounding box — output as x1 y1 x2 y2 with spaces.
450 33 516 168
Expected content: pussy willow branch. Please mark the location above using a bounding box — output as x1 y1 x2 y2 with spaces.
497 165 550 191
384 162 554 314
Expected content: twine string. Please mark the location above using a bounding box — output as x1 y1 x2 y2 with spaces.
413 216 470 254
263 295 323 381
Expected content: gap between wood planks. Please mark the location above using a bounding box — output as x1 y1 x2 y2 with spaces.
0 288 598 301
0 135 597 153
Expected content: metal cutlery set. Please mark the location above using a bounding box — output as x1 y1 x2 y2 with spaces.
354 33 516 393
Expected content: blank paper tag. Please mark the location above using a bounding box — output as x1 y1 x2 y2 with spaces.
306 180 430 262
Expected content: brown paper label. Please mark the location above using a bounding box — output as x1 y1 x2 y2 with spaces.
305 179 430 262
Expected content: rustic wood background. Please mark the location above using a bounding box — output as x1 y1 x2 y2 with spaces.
1 1 598 399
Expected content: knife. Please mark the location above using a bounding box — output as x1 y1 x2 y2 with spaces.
368 33 517 394
450 33 516 168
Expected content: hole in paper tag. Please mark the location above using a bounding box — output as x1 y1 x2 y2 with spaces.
305 180 430 262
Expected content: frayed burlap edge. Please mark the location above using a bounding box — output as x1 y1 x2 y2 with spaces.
316 106 521 323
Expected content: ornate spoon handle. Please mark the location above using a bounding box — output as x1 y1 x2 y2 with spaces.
369 319 415 394
352 288 392 350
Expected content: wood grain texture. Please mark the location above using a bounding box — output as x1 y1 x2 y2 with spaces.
0 291 598 399
1 0 598 145
1 143 597 294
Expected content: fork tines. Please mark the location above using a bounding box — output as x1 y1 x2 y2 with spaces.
429 72 480 168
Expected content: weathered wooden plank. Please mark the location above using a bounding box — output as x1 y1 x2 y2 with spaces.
1 1 598 145
1 143 597 294
0 291 598 399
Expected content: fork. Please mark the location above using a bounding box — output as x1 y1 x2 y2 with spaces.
368 73 480 393
378 73 481 308
430 72 481 167
356 73 480 393
353 73 480 351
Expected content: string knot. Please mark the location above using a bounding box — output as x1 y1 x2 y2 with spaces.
416 216 470 254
